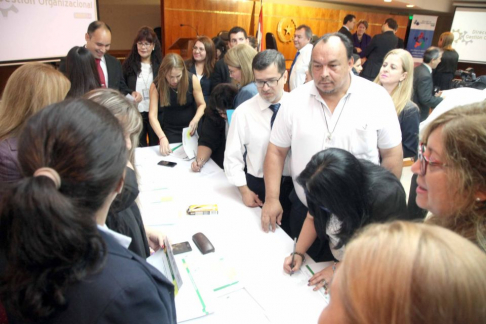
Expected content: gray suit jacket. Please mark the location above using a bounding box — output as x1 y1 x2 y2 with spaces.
413 64 443 121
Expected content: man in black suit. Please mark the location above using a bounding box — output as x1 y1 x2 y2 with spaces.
338 14 356 44
361 18 399 81
413 47 443 121
59 21 140 101
210 26 249 92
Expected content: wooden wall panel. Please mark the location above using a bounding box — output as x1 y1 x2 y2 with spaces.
163 0 409 62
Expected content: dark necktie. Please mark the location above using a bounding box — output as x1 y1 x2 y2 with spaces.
269 103 281 129
95 58 107 88
288 51 300 81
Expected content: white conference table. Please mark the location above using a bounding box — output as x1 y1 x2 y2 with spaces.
135 145 329 324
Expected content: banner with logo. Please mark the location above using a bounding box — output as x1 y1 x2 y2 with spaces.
406 15 438 63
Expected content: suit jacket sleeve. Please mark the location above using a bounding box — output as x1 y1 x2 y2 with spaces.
399 102 420 159
360 35 377 58
99 274 176 324
115 59 133 95
210 60 230 92
416 70 443 109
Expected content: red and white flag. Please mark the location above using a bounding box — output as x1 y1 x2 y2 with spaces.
256 0 263 52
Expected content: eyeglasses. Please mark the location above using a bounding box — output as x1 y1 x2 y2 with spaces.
137 42 152 48
417 142 449 176
255 73 285 88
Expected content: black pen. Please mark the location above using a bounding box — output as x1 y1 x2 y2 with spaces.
290 237 297 276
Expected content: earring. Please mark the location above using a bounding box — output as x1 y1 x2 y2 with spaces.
476 197 481 202
398 80 402 87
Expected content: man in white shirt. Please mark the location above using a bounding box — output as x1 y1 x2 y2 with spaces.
289 25 313 91
262 33 403 238
224 50 293 234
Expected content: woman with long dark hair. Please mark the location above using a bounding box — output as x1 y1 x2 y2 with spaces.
186 36 216 104
123 26 163 147
0 99 176 323
283 148 408 292
65 46 101 98
85 88 166 258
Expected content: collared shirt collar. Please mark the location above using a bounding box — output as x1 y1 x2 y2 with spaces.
423 63 432 74
256 91 289 111
97 224 132 249
343 26 350 31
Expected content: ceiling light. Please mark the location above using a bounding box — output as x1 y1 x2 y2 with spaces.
384 0 392 2
406 4 414 7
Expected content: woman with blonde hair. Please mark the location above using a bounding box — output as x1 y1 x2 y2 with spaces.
374 49 419 158
319 221 486 324
0 63 70 184
411 101 486 251
85 88 166 258
149 53 206 156
224 43 258 108
434 31 459 90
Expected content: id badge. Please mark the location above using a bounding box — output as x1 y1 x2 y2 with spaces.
142 88 150 100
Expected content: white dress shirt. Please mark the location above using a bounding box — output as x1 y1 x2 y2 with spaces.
270 72 401 206
224 93 290 187
97 224 132 248
136 62 153 113
289 43 313 92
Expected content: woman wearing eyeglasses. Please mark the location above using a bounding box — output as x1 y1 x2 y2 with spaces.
411 101 486 252
283 148 408 292
224 44 258 108
186 36 215 104
123 26 163 147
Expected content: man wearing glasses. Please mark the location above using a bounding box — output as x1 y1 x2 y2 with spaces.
211 26 249 91
59 21 140 101
224 50 293 235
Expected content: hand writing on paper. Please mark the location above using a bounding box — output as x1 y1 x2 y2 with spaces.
283 253 304 274
191 158 205 172
145 226 166 252
239 186 263 208
159 137 172 156
308 263 339 293
261 198 282 233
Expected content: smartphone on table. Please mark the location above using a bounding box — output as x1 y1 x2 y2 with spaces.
158 160 177 167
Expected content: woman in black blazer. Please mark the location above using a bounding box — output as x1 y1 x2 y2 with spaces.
123 26 163 147
0 99 176 324
433 32 459 91
185 36 216 104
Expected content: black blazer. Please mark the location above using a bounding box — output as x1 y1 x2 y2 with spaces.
361 31 398 81
210 59 230 92
338 26 353 44
59 52 133 95
413 64 443 121
124 62 160 93
5 231 177 324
